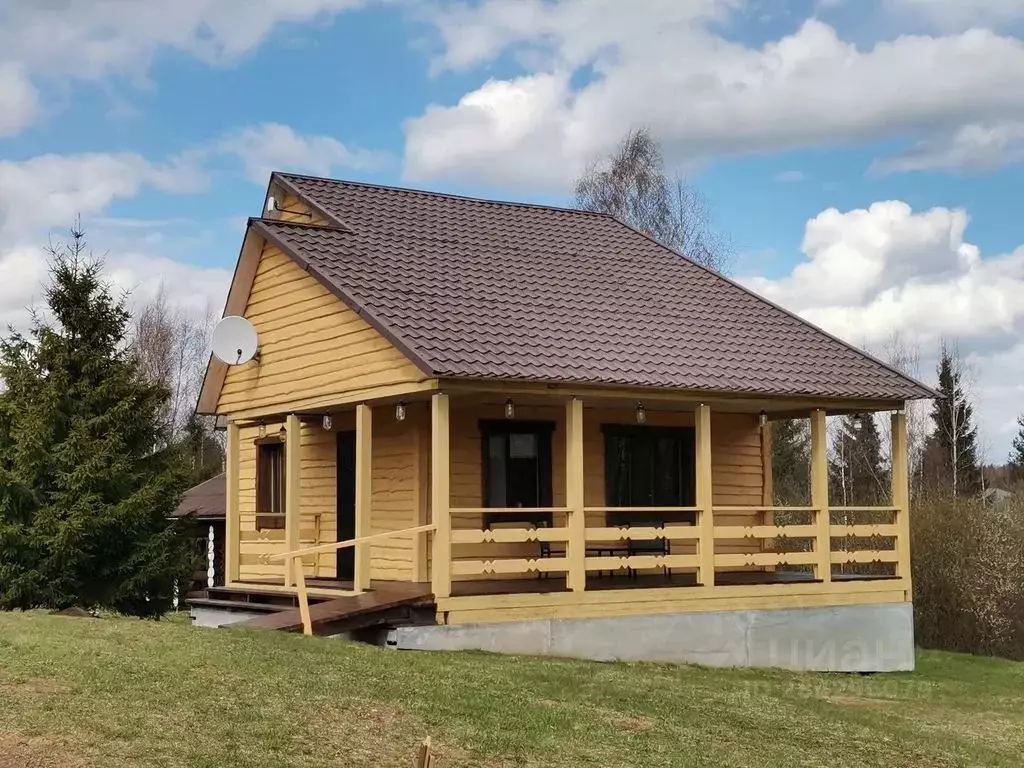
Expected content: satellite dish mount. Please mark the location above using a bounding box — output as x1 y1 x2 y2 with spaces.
212 316 260 366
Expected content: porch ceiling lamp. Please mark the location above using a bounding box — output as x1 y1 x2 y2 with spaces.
635 402 646 425
395 401 407 422
322 414 333 431
853 414 864 432
504 398 515 419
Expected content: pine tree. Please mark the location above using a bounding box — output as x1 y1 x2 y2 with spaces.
771 419 810 505
0 227 193 616
1009 414 1024 485
829 414 888 506
923 343 981 498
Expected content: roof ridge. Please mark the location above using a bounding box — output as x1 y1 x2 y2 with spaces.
605 214 940 400
275 172 612 218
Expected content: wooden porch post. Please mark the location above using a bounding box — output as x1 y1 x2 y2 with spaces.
354 404 373 593
695 403 714 588
430 393 452 599
565 397 586 592
225 420 240 584
284 413 301 587
891 409 912 587
810 409 832 584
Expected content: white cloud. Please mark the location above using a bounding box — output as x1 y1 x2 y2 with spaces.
775 170 807 182
0 0 367 136
872 122 1024 173
0 152 205 246
405 3 1024 187
0 149 228 338
742 200 1024 459
217 123 390 184
0 62 38 137
885 0 1024 30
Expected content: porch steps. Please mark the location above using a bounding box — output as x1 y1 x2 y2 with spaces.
236 583 435 636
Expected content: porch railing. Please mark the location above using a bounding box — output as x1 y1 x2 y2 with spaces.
270 523 436 635
442 504 905 590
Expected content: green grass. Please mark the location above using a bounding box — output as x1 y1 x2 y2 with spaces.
1 612 1022 767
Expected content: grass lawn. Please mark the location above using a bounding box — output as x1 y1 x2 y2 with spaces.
1 612 1022 767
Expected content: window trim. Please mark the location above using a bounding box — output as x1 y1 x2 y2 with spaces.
255 436 287 531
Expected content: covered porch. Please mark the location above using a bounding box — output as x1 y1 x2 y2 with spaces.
219 382 912 632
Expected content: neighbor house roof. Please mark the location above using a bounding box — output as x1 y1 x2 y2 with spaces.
248 173 934 402
173 473 225 520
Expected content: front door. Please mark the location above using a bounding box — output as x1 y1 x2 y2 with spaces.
336 430 357 580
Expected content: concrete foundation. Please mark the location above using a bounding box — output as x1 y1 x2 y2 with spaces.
388 602 915 672
190 606 268 628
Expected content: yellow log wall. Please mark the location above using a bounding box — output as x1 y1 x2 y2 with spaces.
236 409 422 584
216 243 424 415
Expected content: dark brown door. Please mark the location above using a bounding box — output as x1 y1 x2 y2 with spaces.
336 430 357 580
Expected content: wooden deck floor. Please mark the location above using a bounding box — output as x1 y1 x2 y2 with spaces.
235 581 433 634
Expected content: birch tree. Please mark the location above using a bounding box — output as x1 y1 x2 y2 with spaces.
574 127 732 272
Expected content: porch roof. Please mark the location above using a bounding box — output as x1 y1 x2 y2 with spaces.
253 173 936 403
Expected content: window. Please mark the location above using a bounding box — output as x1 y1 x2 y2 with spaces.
603 426 696 525
480 420 553 528
256 439 286 530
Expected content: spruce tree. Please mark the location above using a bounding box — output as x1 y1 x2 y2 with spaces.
1009 414 1024 484
923 344 981 497
771 419 810 505
0 228 192 616
829 414 888 506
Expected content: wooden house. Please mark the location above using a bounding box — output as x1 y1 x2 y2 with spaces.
191 173 934 671
173 474 226 596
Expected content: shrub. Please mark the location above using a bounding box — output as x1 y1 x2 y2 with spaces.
911 494 1024 659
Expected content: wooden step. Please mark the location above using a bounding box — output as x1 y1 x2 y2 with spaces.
237 583 434 635
187 598 289 614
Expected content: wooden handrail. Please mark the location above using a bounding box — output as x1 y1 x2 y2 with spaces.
274 522 437 636
269 523 437 562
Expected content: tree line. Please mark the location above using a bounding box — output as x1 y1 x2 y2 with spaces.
0 227 220 616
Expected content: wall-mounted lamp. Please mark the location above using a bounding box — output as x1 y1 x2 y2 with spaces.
395 402 407 422
759 410 768 428
635 402 647 425
258 422 266 439
322 414 333 431
504 398 515 419
853 414 864 432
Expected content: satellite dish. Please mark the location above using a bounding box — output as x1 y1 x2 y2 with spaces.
212 316 259 365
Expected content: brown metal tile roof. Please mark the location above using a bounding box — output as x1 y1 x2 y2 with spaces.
173 473 225 520
253 173 934 402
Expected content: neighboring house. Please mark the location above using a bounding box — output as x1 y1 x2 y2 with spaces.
192 172 935 671
173 473 226 594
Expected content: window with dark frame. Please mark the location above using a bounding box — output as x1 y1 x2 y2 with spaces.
603 425 696 526
256 439 286 530
480 420 554 529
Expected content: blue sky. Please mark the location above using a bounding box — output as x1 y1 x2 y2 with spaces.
1 0 1023 457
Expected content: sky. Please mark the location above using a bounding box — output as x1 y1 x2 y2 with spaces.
1 0 1023 459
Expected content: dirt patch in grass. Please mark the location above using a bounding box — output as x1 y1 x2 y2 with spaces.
0 733 88 768
0 677 68 698
592 707 655 733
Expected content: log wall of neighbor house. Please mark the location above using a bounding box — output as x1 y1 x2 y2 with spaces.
447 402 765 579
235 408 424 584
216 243 425 416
